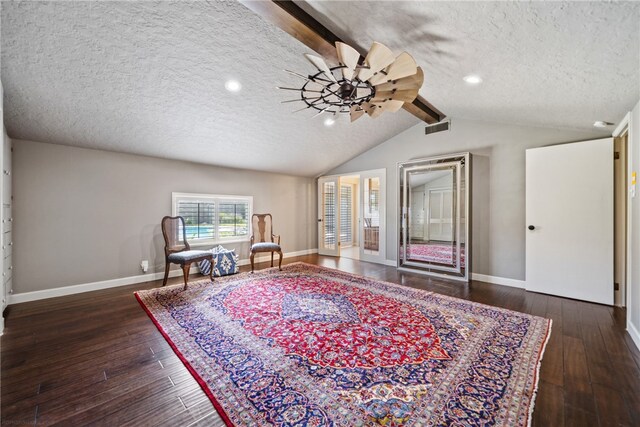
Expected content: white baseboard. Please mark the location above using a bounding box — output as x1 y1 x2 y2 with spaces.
471 273 525 289
237 248 318 267
627 320 640 352
383 259 397 267
9 269 183 305
8 248 318 305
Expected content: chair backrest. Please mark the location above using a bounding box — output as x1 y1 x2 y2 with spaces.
251 214 274 243
161 216 190 256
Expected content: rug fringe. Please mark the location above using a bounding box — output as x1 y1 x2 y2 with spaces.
527 318 553 427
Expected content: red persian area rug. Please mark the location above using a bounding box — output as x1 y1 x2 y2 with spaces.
135 263 551 426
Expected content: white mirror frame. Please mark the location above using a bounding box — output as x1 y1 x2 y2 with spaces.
397 152 471 282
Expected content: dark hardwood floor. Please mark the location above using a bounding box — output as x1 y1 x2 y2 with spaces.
2 255 639 426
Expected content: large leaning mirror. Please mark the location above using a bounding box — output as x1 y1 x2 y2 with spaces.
398 153 470 281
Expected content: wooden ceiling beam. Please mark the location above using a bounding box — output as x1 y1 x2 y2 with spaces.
239 0 445 124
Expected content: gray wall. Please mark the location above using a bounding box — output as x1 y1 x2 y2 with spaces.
328 118 603 281
14 140 317 293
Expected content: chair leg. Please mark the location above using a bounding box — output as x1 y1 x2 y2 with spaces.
278 250 283 270
209 257 214 282
250 252 255 273
270 252 274 267
182 263 191 290
162 262 170 286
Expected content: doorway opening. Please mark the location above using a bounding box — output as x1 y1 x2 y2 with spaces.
317 169 386 264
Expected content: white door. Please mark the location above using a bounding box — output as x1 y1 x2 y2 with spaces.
360 169 386 263
318 177 339 256
526 138 613 305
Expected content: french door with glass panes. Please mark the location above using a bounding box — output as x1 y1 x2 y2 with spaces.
318 177 339 256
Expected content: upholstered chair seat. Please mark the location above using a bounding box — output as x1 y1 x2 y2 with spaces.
167 250 213 264
251 242 281 252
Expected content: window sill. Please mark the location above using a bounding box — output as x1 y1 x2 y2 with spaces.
189 239 251 248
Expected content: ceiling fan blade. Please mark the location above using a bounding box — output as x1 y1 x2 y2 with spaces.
380 100 405 113
357 42 395 82
362 101 384 118
360 101 373 115
350 105 365 122
372 88 419 103
374 67 424 92
368 52 418 85
369 105 384 118
304 54 337 82
336 42 360 81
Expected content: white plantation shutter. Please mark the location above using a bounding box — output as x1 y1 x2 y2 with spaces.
340 185 353 244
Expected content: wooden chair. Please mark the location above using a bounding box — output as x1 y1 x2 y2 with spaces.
161 216 213 289
250 213 283 272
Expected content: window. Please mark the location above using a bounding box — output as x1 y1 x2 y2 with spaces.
172 193 252 244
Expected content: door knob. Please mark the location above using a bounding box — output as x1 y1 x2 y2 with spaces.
528 225 535 230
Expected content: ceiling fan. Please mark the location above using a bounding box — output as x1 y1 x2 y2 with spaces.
278 41 424 123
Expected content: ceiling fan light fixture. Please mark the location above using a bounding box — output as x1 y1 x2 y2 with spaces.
278 41 424 123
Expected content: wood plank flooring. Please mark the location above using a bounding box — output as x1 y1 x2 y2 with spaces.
2 255 639 426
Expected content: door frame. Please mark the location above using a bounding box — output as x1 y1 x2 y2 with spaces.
613 113 632 312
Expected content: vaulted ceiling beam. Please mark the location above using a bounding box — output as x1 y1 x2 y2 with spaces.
239 0 445 124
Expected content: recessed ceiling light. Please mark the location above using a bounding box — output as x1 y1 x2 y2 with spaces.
593 121 612 128
324 117 335 127
463 75 482 85
225 80 242 92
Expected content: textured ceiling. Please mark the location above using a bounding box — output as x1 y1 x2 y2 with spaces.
0 1 418 177
2 1 639 177
300 0 640 133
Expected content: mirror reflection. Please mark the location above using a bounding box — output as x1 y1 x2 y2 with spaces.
399 153 469 280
